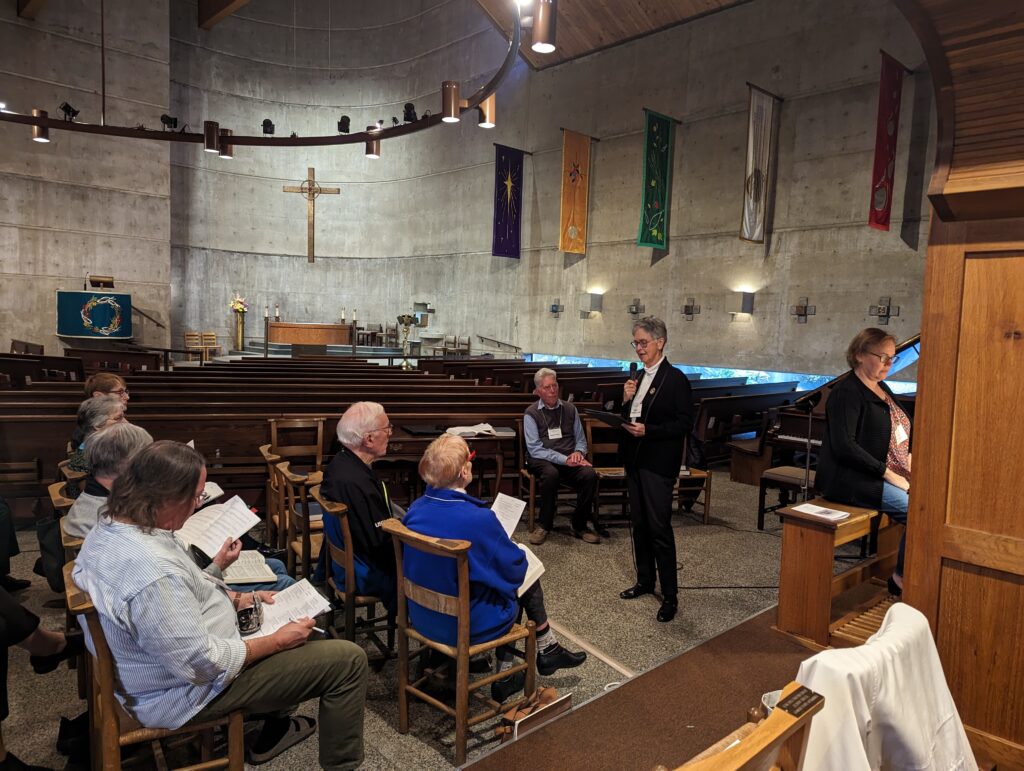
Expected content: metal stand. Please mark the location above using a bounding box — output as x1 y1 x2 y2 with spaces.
802 406 814 502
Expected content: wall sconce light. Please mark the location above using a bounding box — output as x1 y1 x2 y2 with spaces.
579 292 603 318
869 296 900 325
789 297 816 323
532 0 557 53
364 126 380 159
217 128 233 159
627 298 645 317
203 120 220 153
549 298 565 318
337 115 350 133
442 81 461 123
31 108 49 142
261 118 274 135
681 297 701 321
727 291 755 315
160 113 178 130
478 94 496 129
403 103 418 123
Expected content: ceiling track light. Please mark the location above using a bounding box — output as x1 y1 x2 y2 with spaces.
203 120 220 153
365 126 380 159
218 128 233 159
442 81 461 123
478 94 496 128
532 0 557 54
31 108 49 142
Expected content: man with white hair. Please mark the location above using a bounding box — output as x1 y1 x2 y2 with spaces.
320 402 397 610
524 368 600 545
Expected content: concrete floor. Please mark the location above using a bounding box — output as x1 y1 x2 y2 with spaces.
3 474 828 770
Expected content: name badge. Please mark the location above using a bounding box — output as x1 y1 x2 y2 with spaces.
894 423 909 445
548 427 563 440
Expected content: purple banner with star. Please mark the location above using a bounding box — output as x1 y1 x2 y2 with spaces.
492 143 524 258
637 109 675 249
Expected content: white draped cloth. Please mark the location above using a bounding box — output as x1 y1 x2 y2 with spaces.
796 603 977 771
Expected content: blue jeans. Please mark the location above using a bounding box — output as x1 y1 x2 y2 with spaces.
227 557 296 593
880 482 909 576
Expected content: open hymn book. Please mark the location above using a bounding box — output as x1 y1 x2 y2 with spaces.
222 551 277 584
490 493 545 597
446 423 516 438
176 495 260 559
244 580 332 638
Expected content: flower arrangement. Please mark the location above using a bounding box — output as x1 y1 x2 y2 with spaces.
228 295 248 314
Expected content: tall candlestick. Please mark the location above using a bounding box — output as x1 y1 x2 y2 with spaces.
274 303 280 320
264 304 269 318
341 307 346 322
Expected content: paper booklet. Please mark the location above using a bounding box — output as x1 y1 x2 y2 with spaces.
222 551 277 584
516 544 545 597
791 502 851 522
198 481 225 508
446 423 516 438
491 493 526 539
246 579 332 638
176 495 260 558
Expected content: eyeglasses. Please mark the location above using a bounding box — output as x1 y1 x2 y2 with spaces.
631 338 660 350
365 422 394 437
110 388 129 396
467 450 476 462
866 351 899 366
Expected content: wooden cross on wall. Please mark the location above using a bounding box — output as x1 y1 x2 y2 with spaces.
282 167 340 263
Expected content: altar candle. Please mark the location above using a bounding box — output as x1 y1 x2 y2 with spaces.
264 305 269 318
274 304 280 319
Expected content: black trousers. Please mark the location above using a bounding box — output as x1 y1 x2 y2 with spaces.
526 460 598 531
0 586 40 720
626 467 678 599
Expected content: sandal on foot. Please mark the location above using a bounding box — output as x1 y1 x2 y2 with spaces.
246 715 316 765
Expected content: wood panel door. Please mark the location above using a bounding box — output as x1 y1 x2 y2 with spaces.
907 216 1024 768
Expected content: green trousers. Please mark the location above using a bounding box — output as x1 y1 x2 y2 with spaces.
192 639 368 770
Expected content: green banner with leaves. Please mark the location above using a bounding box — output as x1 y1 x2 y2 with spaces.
636 109 675 249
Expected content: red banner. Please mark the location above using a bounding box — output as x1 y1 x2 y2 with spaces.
868 51 906 231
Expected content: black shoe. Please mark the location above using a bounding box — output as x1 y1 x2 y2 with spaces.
0 751 53 770
887 575 903 598
537 643 587 676
56 712 90 756
469 654 492 674
1 575 31 592
491 671 525 703
619 583 654 600
30 632 86 674
656 598 678 623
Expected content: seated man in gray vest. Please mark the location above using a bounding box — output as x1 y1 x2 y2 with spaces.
524 368 600 545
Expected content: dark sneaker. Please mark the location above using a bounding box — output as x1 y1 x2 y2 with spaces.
491 671 525 703
537 643 587 676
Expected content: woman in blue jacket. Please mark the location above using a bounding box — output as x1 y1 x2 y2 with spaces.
402 435 586 701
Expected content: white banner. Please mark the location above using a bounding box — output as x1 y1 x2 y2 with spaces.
740 85 781 243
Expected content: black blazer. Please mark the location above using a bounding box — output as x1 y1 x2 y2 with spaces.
815 373 907 509
618 359 694 478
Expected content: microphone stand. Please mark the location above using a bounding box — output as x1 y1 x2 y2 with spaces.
793 390 822 502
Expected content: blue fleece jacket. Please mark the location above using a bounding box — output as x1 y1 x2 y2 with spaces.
402 486 527 646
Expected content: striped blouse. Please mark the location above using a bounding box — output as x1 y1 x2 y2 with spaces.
72 519 247 729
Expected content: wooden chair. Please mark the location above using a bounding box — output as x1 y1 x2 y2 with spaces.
269 417 324 474
672 681 823 770
516 418 584 534
675 448 713 525
183 331 204 362
48 480 76 518
201 332 221 359
64 562 245 771
310 485 395 661
381 518 537 766
583 417 630 531
258 444 283 547
758 465 817 530
383 323 398 347
57 459 89 497
455 336 471 355
276 461 324 579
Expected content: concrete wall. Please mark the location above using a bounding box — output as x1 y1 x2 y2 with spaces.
0 0 171 352
164 0 932 375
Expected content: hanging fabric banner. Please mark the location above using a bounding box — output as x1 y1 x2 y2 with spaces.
636 109 675 249
558 129 592 254
740 84 781 243
868 51 906 231
492 143 525 258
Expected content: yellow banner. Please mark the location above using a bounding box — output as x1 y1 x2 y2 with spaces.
558 130 591 254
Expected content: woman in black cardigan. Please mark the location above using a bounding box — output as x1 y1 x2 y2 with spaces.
816 328 912 595
618 317 694 623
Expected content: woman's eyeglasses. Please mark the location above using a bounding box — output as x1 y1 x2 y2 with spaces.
631 338 660 350
866 351 899 366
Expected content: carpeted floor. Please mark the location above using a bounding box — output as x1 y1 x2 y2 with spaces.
3 473 846 770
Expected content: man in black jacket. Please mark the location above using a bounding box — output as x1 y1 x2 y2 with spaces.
320 401 397 611
618 317 694 622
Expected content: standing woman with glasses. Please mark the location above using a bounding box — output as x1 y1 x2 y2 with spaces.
618 317 694 623
816 327 912 595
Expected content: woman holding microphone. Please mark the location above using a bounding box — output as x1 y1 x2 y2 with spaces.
618 317 694 622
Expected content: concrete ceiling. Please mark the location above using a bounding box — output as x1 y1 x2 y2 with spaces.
474 0 753 70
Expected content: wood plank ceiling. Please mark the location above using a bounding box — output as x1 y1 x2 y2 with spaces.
474 0 751 70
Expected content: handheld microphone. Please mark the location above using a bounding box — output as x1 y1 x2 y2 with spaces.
629 362 638 381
